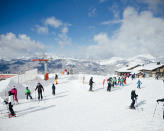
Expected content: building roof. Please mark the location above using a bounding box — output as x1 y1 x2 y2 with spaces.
140 63 164 71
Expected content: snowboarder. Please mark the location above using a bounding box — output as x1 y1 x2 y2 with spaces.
137 79 142 88
52 84 56 95
107 81 111 91
4 91 16 117
35 83 44 100
130 90 138 109
25 87 32 100
10 86 18 104
89 77 94 91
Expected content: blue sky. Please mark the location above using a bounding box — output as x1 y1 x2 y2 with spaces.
0 0 164 59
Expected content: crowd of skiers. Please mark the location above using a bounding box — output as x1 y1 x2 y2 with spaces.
1 72 164 119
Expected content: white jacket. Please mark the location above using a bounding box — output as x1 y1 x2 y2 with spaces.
8 95 14 105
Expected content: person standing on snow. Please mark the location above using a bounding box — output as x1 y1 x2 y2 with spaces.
89 77 94 91
4 91 16 117
55 74 58 84
52 84 56 95
130 90 138 109
35 83 44 100
11 86 18 104
25 87 33 100
137 79 142 88
107 81 111 92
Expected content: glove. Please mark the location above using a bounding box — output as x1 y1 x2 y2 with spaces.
157 100 159 103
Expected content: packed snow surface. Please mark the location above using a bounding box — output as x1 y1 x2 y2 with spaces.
0 74 164 131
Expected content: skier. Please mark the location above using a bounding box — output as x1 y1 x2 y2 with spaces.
52 84 56 95
4 91 16 117
157 98 164 103
55 74 58 84
124 77 127 85
10 86 18 104
107 81 111 92
156 98 164 119
120 77 124 86
25 87 32 100
137 79 142 88
89 77 94 91
35 83 44 100
130 90 138 109
118 77 121 85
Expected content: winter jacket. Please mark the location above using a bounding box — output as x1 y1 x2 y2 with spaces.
35 84 44 92
131 90 138 100
89 78 94 86
25 89 31 94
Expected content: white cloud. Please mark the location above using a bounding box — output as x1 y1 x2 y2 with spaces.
45 16 63 28
138 0 164 12
61 27 68 34
88 8 96 17
101 19 122 25
86 7 164 59
99 0 107 3
0 33 45 59
36 25 48 34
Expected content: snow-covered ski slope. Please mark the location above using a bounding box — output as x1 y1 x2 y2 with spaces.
0 74 164 131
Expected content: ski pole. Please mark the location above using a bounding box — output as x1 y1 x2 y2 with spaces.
153 103 158 118
163 104 164 119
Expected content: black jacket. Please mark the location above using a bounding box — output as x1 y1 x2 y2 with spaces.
131 90 138 100
35 84 44 92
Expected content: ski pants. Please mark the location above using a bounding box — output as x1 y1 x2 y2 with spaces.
137 84 140 88
107 86 111 91
38 91 43 100
26 93 32 99
130 98 135 108
52 89 55 95
120 82 124 86
9 103 15 116
89 85 93 91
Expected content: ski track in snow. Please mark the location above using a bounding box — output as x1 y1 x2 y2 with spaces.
0 74 164 131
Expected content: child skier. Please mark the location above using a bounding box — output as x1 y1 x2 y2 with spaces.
4 91 16 117
52 84 56 95
137 79 142 88
25 87 32 100
130 90 138 109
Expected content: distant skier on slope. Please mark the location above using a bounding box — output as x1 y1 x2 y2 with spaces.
55 74 58 84
89 77 94 91
52 84 56 95
107 81 111 92
130 90 138 109
25 87 33 100
137 79 142 88
35 83 44 100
